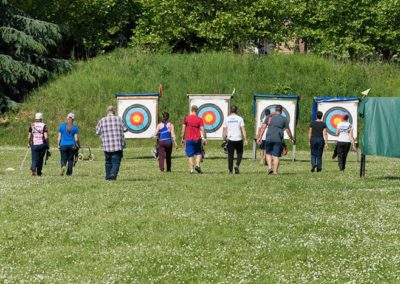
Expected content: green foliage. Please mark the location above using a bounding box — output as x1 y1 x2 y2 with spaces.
0 0 72 113
1 50 399 148
9 0 141 57
1 147 400 282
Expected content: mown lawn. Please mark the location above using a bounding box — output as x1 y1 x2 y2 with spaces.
0 146 399 282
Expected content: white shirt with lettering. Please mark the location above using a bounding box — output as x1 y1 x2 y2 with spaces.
224 114 245 141
337 121 352 142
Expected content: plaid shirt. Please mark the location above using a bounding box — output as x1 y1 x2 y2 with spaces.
96 114 125 152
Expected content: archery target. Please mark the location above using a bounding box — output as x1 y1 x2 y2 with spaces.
317 100 358 141
117 97 157 138
323 107 353 136
255 99 297 140
198 103 224 133
188 95 232 140
259 105 291 123
123 104 151 134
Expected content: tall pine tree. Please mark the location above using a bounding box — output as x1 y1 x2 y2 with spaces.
0 0 72 113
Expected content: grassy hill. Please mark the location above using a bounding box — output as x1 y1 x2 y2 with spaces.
1 49 400 148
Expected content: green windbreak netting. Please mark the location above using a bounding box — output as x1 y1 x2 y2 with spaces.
359 97 400 158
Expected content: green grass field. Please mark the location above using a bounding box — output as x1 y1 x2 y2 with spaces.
1 146 399 282
2 50 400 148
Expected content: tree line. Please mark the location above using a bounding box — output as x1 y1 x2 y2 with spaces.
1 0 399 113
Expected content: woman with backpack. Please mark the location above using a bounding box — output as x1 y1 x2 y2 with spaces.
153 112 178 172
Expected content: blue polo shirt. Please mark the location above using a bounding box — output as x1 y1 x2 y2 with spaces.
58 122 79 147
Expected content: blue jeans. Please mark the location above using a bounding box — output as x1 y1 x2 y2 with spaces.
310 137 325 171
31 144 47 175
60 145 75 175
105 151 123 180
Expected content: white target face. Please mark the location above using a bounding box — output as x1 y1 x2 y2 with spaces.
317 100 358 141
117 98 157 138
255 99 297 139
188 95 232 140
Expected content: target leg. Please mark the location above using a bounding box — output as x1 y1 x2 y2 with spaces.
252 139 257 160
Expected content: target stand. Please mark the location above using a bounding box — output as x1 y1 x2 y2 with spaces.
116 90 161 139
312 97 360 161
253 94 300 162
187 93 233 140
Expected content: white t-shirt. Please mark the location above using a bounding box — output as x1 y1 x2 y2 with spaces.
260 115 267 140
224 114 245 141
337 121 352 142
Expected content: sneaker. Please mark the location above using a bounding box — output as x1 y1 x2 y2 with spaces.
31 170 37 176
60 166 66 176
267 168 273 175
190 169 194 174
311 166 316 172
195 166 202 174
234 166 239 174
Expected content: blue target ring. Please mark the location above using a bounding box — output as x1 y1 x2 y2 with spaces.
198 103 223 133
122 104 152 134
260 105 290 124
323 107 353 136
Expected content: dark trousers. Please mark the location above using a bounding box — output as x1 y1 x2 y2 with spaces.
158 141 172 172
105 150 123 180
60 145 75 175
337 142 351 171
31 144 47 175
227 140 243 172
310 137 325 171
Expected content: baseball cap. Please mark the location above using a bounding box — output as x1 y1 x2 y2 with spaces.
35 112 43 120
67 113 75 119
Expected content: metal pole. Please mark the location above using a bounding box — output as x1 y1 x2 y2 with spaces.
360 154 366 177
292 144 296 162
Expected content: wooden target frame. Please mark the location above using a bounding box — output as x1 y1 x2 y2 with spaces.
187 93 233 140
253 94 300 161
116 92 160 139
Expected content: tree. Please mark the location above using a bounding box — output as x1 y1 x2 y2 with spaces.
0 0 72 113
9 0 141 58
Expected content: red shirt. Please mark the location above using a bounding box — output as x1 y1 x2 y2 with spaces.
182 114 203 140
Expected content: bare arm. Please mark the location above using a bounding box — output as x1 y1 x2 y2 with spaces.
349 128 356 149
170 123 178 149
308 127 312 145
241 126 248 146
285 128 295 143
256 124 267 143
222 127 227 140
153 123 161 138
57 132 61 148
200 126 207 140
181 124 186 144
74 133 80 146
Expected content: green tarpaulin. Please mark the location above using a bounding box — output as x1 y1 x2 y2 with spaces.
359 97 400 158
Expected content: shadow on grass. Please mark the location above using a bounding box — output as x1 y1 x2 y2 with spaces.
377 176 400 180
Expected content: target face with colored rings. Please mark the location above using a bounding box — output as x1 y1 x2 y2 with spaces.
197 103 224 133
123 104 152 134
260 105 290 124
323 107 353 136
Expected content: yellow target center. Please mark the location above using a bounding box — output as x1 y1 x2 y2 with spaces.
133 115 141 123
334 117 342 125
205 114 213 122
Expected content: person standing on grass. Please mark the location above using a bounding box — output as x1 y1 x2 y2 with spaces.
256 105 295 175
335 113 356 171
57 113 80 176
222 105 248 174
153 112 178 172
181 105 207 174
257 108 271 166
96 106 126 181
309 111 328 172
28 112 49 176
